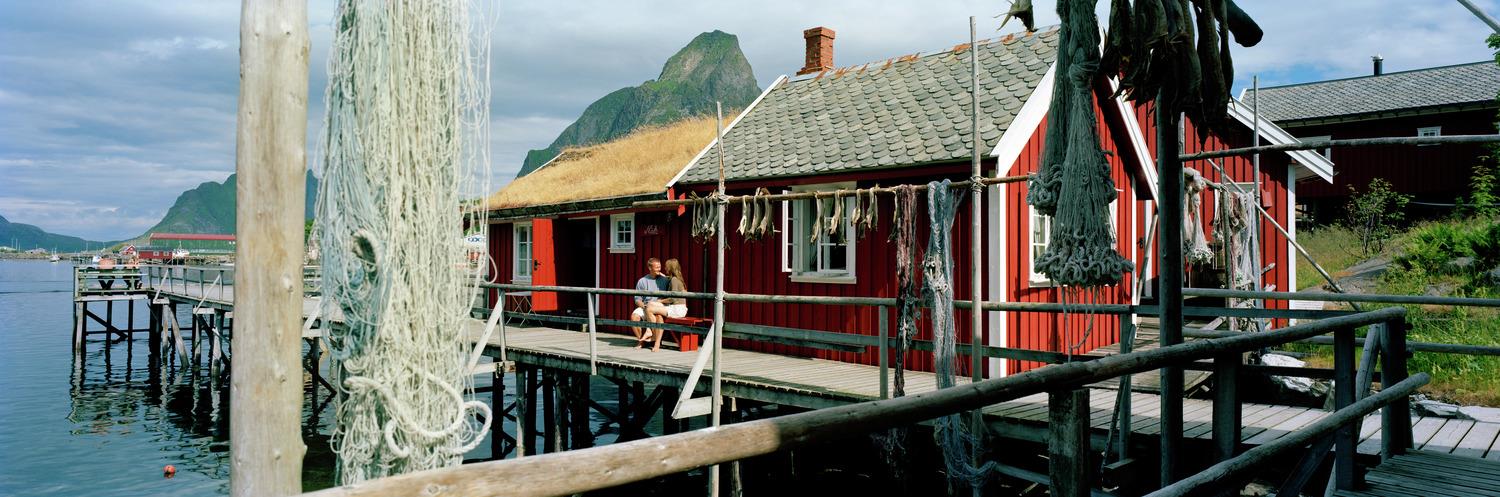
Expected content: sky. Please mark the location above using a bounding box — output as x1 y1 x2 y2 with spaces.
1 0 1497 241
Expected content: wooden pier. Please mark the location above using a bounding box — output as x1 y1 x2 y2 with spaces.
113 266 1500 497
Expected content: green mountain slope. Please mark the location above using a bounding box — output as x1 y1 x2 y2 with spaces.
138 171 319 236
0 215 106 252
517 30 760 177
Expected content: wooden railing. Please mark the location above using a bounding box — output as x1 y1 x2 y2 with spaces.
300 306 1417 497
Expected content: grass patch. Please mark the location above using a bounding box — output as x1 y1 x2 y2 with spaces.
1295 226 1367 290
1281 218 1500 406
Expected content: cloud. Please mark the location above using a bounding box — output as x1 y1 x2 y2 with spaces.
2 0 1498 241
128 36 229 59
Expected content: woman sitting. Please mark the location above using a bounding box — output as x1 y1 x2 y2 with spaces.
645 258 689 351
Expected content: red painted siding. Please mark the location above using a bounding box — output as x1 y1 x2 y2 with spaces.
485 87 1303 380
1283 110 1496 206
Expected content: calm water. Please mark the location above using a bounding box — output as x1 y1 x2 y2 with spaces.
0 259 542 496
0 259 925 496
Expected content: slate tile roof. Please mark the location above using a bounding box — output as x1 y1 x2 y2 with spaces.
678 27 1059 185
1241 61 1500 124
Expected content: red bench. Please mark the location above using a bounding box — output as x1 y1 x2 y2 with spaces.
661 316 710 351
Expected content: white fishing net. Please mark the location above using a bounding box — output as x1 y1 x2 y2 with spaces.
315 0 493 483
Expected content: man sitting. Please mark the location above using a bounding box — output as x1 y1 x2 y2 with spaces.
629 258 668 348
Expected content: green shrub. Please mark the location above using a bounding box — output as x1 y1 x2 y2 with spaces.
1344 178 1411 255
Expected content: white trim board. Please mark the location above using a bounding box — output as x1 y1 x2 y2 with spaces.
992 63 1056 176
1225 99 1334 183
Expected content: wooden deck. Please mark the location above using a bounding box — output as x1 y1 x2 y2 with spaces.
1335 451 1500 497
145 278 1500 462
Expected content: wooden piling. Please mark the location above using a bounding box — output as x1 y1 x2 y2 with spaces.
1048 388 1091 497
228 0 309 494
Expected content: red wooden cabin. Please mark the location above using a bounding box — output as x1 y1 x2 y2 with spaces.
1243 61 1500 220
487 26 1334 378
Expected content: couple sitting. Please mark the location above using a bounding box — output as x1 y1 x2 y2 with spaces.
629 257 688 351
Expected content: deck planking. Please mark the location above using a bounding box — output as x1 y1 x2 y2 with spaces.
146 279 1500 462
1335 451 1500 497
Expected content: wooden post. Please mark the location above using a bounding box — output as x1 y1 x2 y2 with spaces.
1049 388 1091 497
491 368 506 460
1333 326 1356 490
543 372 559 453
878 305 889 399
519 366 536 457
1156 89 1185 488
1380 318 1412 460
73 302 85 351
1211 352 1240 468
229 0 309 494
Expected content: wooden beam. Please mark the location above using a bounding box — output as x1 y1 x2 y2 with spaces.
229 0 308 495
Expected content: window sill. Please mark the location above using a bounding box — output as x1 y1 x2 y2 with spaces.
1028 276 1055 288
790 273 857 285
608 246 635 254
512 277 532 284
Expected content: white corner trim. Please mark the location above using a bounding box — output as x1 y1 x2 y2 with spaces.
664 74 789 189
1286 163 1298 293
1225 99 1334 183
987 182 1008 377
991 63 1056 176
1108 77 1159 201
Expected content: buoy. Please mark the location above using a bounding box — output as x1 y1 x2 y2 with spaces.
163 464 177 478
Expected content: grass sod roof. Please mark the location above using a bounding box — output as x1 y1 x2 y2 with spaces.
486 114 731 212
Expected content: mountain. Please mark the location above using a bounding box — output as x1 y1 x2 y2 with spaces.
136 171 319 236
516 30 761 177
0 214 106 252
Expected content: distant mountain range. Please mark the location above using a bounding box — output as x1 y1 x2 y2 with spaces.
1 171 319 253
0 214 109 252
517 30 761 177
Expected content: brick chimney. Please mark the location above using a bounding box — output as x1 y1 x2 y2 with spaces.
798 27 836 76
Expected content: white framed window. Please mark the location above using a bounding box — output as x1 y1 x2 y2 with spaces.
512 222 532 281
1029 198 1119 285
609 214 635 253
1418 126 1441 146
782 182 857 283
1302 135 1332 159
1029 206 1053 285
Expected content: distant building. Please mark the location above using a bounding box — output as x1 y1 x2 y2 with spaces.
26 248 49 255
1243 60 1500 220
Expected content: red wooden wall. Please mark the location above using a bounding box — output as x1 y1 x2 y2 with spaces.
1284 110 1496 204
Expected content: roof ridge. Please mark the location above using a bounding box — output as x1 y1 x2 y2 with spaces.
1248 60 1497 93
787 24 1060 83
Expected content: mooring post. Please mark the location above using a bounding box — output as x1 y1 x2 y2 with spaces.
1049 388 1091 497
228 0 309 493
490 367 506 460
572 372 592 448
1379 318 1412 460
1156 90 1186 488
1333 325 1356 490
73 301 85 351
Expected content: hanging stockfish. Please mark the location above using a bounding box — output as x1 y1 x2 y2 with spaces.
1031 0 1135 288
754 188 777 236
737 195 752 237
690 192 718 242
808 196 826 243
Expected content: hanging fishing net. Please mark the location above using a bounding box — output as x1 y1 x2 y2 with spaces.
924 180 999 488
1030 0 1134 288
316 0 493 483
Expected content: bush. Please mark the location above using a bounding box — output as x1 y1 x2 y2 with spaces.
1344 178 1410 255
